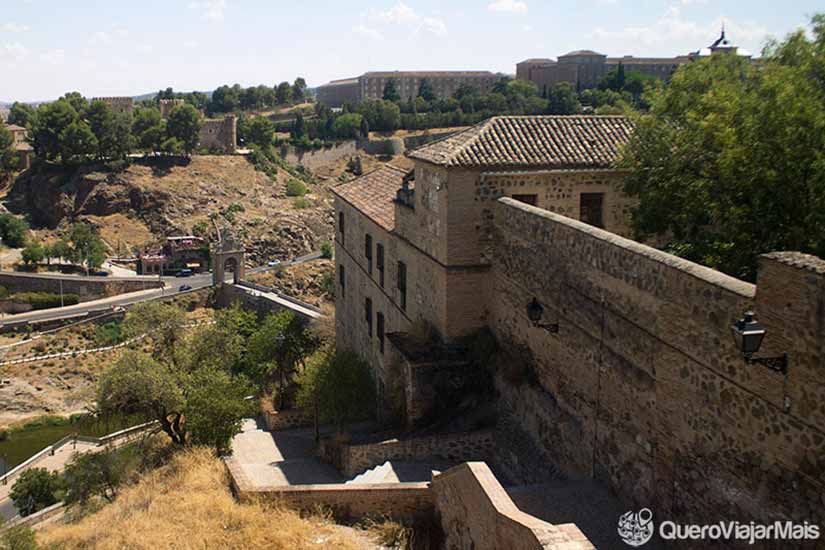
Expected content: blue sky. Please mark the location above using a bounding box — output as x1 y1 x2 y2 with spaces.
1 0 820 102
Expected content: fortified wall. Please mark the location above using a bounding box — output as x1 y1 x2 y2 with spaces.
0 272 162 301
487 197 825 527
91 97 134 116
199 115 237 153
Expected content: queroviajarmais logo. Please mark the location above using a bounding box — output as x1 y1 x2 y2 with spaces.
618 508 655 547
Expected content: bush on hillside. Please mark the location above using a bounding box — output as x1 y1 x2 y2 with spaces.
285 179 307 197
16 292 80 310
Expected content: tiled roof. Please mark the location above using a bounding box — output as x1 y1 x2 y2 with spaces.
407 115 634 169
363 71 495 78
331 165 409 231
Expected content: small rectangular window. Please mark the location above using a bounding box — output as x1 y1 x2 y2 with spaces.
339 265 346 298
397 261 407 311
365 297 373 337
338 211 345 246
580 193 605 228
365 234 373 275
376 243 385 287
377 312 385 353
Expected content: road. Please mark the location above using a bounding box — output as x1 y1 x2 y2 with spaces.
0 251 324 329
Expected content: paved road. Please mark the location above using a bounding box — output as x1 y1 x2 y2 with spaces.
0 251 323 329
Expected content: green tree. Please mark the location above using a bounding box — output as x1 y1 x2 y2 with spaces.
166 104 202 155
185 368 254 453
621 15 825 280
382 79 401 102
292 77 308 103
296 347 375 434
63 450 125 505
331 113 363 139
546 82 581 115
58 121 97 166
247 117 274 149
417 78 435 102
0 214 30 248
359 116 370 139
9 468 63 516
247 310 316 407
122 301 186 362
210 84 241 114
0 520 38 550
291 112 306 140
132 107 165 152
66 223 106 274
31 100 78 161
0 125 16 183
7 102 36 128
20 243 44 267
60 92 88 117
276 81 293 105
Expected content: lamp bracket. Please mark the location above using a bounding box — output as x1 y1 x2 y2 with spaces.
745 353 788 375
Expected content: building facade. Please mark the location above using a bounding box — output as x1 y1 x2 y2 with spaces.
332 115 634 415
199 115 237 153
4 123 33 170
317 71 498 107
517 30 748 93
91 97 134 116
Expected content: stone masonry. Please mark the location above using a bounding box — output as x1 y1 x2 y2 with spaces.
199 115 237 153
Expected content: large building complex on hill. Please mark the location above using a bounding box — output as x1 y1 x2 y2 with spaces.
317 70 498 107
517 29 749 93
332 113 825 534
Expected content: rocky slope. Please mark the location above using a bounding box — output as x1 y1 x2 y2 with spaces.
6 155 334 264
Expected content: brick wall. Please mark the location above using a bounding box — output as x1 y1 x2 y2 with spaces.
432 462 594 550
319 430 495 478
488 197 825 526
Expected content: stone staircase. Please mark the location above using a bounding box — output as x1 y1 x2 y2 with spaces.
346 460 453 485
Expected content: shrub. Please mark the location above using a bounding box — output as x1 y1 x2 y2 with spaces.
293 198 312 209
95 321 124 346
320 240 333 259
9 467 65 516
0 285 8 299
16 292 80 310
285 179 307 197
319 272 334 298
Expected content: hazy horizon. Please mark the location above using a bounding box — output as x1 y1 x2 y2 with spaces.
1 0 820 103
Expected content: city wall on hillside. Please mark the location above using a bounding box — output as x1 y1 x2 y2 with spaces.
487 197 825 526
0 272 162 301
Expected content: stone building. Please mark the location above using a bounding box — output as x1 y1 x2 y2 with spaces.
517 29 748 93
333 113 825 532
137 236 209 275
199 115 237 153
4 123 33 170
159 98 185 119
91 97 134 116
317 71 498 107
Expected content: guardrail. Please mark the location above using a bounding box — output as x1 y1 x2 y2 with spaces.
0 421 159 488
236 282 324 315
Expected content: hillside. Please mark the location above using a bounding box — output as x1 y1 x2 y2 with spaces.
39 447 379 549
6 155 334 264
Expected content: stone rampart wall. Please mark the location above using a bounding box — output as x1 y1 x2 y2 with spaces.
279 141 357 169
0 272 162 301
488 197 825 527
432 462 594 550
261 406 314 431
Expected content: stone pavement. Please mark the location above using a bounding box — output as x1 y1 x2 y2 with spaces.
230 419 344 487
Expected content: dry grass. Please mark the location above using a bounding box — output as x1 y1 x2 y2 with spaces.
39 447 375 550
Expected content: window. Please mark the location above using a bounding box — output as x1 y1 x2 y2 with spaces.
397 261 407 311
376 244 385 287
365 234 373 275
338 211 345 246
339 265 346 298
365 297 373 337
377 312 385 353
512 194 538 206
580 193 605 228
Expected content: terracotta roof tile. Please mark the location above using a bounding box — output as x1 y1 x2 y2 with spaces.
407 115 634 169
331 165 409 231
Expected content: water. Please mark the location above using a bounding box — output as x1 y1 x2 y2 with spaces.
0 413 146 472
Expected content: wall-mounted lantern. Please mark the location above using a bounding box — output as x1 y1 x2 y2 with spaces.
527 298 559 333
730 311 788 374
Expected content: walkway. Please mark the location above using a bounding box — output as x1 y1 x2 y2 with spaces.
229 419 343 487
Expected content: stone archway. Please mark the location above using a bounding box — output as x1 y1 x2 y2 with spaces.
212 238 245 286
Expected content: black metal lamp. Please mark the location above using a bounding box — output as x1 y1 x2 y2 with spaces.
730 311 788 374
527 298 559 333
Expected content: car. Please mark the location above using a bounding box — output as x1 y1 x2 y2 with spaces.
93 271 109 277
178 284 192 292
267 260 281 267
176 269 194 277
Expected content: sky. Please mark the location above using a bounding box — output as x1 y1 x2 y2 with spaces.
0 0 821 102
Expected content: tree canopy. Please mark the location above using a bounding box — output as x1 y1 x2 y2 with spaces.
621 14 825 280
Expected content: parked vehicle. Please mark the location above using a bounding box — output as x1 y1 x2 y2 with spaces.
176 269 194 277
267 260 281 267
178 284 192 292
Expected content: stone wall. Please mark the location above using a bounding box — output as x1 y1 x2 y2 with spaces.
432 462 593 550
199 115 237 153
261 405 314 431
92 97 134 116
227 457 433 523
319 430 495 478
278 141 357 169
0 272 162 301
488 197 825 527
159 99 184 119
